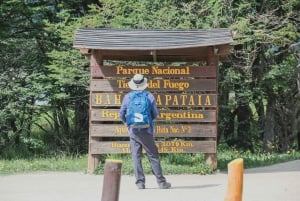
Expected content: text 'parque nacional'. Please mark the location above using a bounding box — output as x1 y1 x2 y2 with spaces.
116 65 190 75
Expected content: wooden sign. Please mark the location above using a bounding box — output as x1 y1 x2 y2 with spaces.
72 27 234 172
91 93 217 107
90 109 216 122
90 79 216 92
90 140 216 154
91 65 217 78
90 124 217 137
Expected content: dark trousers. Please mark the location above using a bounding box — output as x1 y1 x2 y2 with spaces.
129 133 166 185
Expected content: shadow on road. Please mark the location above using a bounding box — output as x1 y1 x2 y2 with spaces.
171 184 221 189
145 184 220 190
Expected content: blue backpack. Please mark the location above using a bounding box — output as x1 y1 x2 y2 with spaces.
126 91 151 128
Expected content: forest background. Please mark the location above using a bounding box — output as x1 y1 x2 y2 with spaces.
0 0 300 162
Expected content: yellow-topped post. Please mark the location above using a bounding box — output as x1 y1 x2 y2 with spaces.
224 158 244 201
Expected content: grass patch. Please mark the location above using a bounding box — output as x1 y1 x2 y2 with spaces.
0 154 87 175
217 149 300 170
93 150 300 175
1 150 300 175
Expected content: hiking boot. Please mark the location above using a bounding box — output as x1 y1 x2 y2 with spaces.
136 183 145 189
159 182 171 189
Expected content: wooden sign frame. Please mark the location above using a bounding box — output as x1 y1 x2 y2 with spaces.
73 28 234 173
83 45 222 173
87 63 219 172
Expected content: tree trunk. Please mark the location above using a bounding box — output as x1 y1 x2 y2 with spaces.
236 104 253 151
263 98 275 152
74 97 89 152
298 131 300 151
254 98 265 139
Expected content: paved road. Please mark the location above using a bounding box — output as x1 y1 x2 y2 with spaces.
0 160 299 201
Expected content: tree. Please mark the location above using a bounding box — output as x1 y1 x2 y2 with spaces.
221 0 300 151
1 0 299 156
0 0 51 155
0 0 92 155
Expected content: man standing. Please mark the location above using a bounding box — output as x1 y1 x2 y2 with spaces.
119 74 171 189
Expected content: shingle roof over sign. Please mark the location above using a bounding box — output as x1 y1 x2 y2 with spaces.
73 28 233 50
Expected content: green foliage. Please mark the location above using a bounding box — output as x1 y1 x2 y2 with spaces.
218 0 300 152
0 38 47 154
74 0 235 29
1 0 300 157
263 56 296 95
0 0 91 156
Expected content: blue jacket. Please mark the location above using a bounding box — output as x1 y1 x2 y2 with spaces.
119 90 158 135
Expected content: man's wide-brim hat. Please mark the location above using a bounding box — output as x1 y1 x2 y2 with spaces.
128 74 148 90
